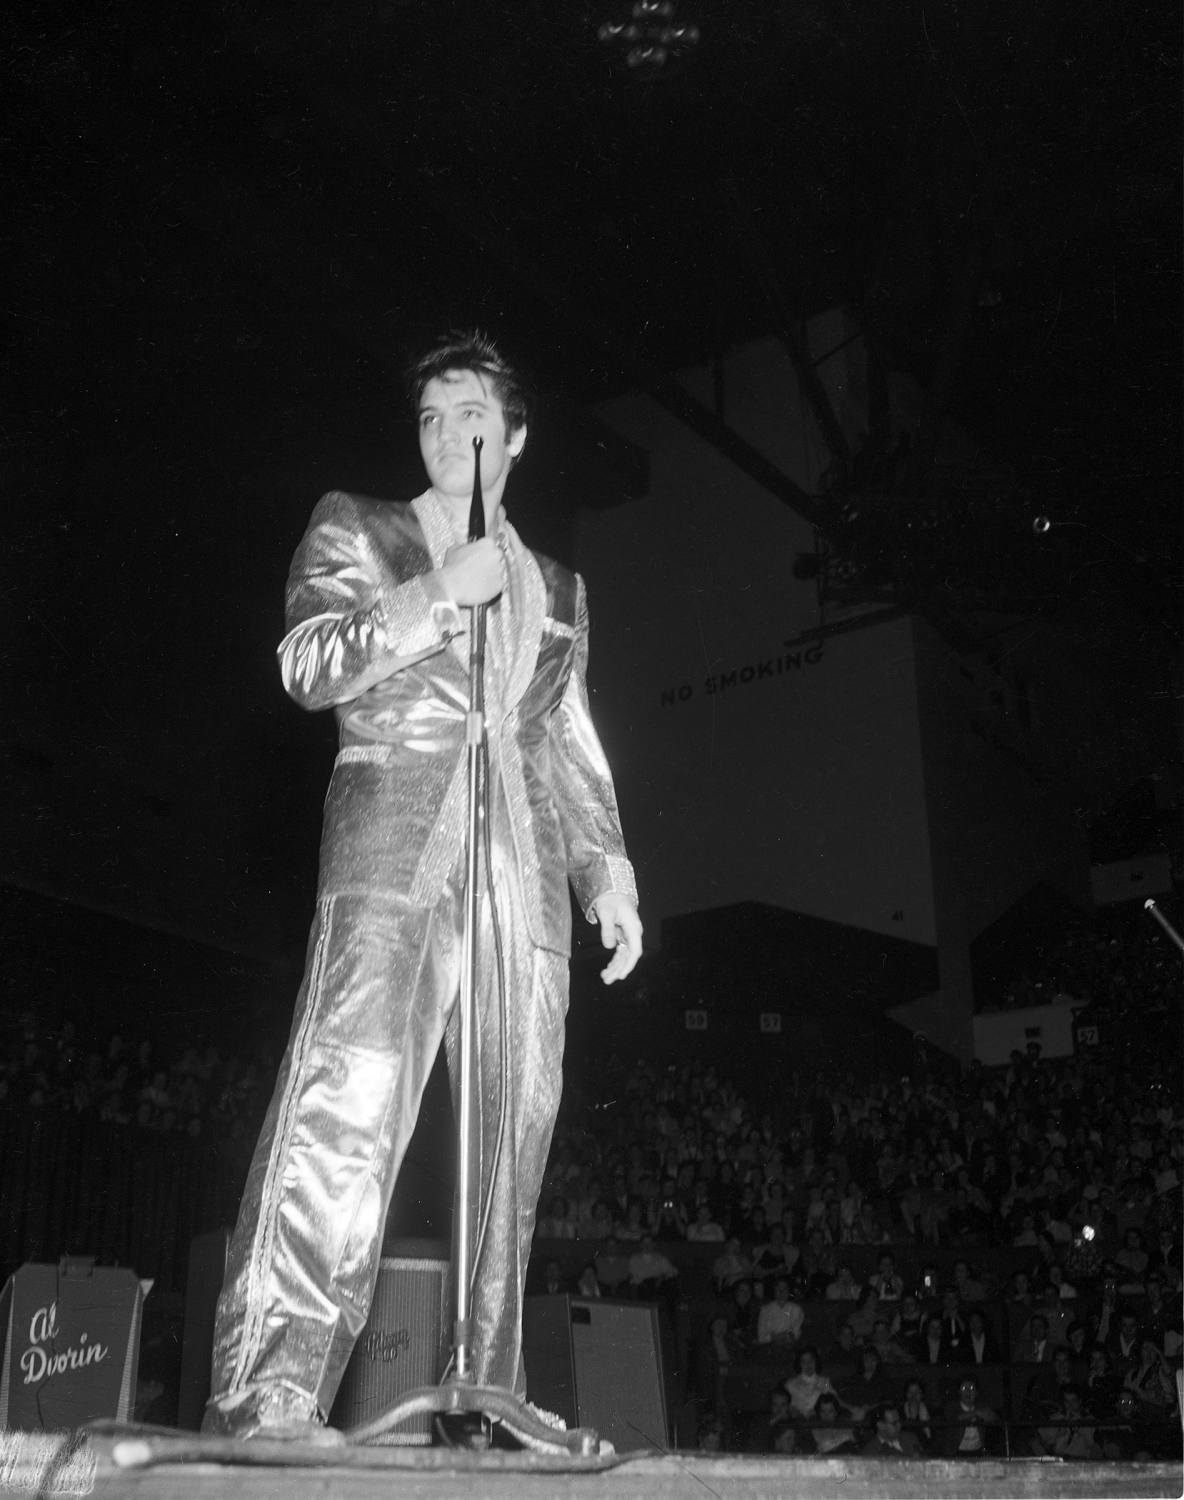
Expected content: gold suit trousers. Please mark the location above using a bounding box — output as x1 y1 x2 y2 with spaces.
206 854 568 1426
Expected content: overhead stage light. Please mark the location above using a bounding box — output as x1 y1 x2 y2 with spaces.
599 1 700 76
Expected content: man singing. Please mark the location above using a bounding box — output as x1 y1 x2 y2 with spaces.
204 331 642 1439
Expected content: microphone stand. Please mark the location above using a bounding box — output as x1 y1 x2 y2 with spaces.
1145 898 1184 955
344 437 603 1458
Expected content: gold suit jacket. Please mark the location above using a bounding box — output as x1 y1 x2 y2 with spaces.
277 489 636 956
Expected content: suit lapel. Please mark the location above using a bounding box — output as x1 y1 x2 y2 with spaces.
497 517 546 716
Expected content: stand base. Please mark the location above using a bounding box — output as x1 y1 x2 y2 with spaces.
345 1379 603 1456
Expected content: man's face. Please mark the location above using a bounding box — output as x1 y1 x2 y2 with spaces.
417 370 526 502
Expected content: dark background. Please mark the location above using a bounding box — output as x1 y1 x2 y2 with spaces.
2 0 1179 1060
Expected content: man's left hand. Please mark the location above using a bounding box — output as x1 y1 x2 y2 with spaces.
594 893 643 985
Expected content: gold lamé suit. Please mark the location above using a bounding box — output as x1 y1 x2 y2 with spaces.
204 489 636 1434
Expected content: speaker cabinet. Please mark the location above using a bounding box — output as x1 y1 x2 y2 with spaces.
177 1227 231 1431
329 1242 450 1443
523 1296 668 1453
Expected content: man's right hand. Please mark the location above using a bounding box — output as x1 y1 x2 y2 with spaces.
440 539 504 606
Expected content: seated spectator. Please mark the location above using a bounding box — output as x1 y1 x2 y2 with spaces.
1084 1347 1121 1413
535 1193 577 1239
951 1258 987 1302
1022 1347 1076 1422
686 1202 725 1242
901 1376 934 1451
940 1375 1000 1458
1103 1308 1144 1378
819 1320 861 1387
909 1314 951 1367
615 1199 647 1241
847 1200 891 1246
756 1276 804 1348
915 1263 940 1300
533 1257 570 1296
696 1417 726 1452
862 1401 923 1457
839 1346 896 1419
574 1263 602 1299
1122 1340 1179 1420
1147 1226 1181 1281
799 1229 838 1298
805 1392 861 1455
965 1309 1002 1366
868 1251 904 1303
937 1291 971 1363
651 1180 688 1240
1097 1389 1158 1461
894 1292 924 1346
628 1234 678 1297
784 1346 838 1419
586 1199 616 1240
593 1236 631 1296
1033 1385 1102 1460
757 1386 796 1454
696 1311 742 1425
868 1316 913 1366
726 1277 759 1345
843 1284 882 1344
1034 1282 1073 1345
1115 1228 1150 1293
825 1264 863 1302
750 1224 799 1291
1139 1270 1180 1347
1013 1311 1055 1365
711 1236 752 1293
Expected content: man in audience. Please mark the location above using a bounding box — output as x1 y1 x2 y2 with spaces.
711 1236 751 1293
756 1275 804 1348
806 1392 861 1455
628 1234 679 1299
868 1251 904 1302
862 1401 923 1457
940 1376 1000 1458
1013 1311 1054 1365
757 1387 796 1454
825 1264 862 1302
1033 1384 1102 1459
593 1236 631 1296
965 1308 1002 1365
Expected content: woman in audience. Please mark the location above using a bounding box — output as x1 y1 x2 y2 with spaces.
901 1376 934 1451
784 1347 839 1420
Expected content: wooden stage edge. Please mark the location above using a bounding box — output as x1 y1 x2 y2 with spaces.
1 1431 1180 1500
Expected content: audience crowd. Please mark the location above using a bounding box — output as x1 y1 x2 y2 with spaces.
0 1014 274 1141
0 892 1178 1461
530 901 1182 1460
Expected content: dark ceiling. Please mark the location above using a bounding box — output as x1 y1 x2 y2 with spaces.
6 0 1179 606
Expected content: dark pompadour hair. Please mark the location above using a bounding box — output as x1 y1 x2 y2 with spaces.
405 329 530 437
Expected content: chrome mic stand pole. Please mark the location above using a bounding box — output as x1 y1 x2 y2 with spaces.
344 436 602 1458
454 435 488 1383
1145 899 1184 955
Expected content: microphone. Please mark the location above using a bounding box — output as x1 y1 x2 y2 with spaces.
468 436 485 542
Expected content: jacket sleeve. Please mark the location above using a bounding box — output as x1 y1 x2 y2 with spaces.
548 573 638 919
277 491 462 711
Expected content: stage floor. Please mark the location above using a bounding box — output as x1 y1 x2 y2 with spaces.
1 1430 1180 1500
